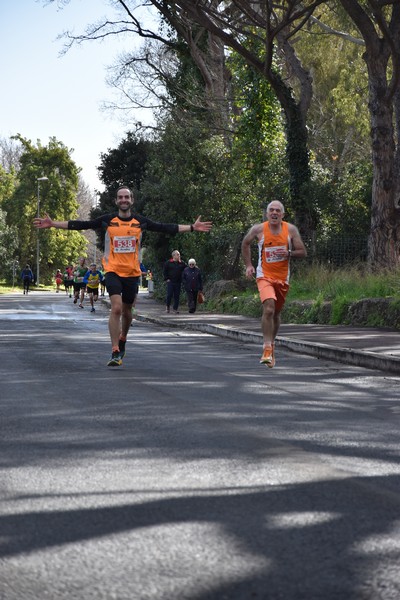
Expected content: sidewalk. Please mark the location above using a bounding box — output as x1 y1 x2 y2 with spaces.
129 292 400 374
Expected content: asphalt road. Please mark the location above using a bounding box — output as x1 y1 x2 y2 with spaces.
1 292 400 600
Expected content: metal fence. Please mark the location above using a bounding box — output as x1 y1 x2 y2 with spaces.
303 235 369 266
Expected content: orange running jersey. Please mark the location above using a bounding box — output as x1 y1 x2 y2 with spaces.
102 216 142 277
256 221 291 283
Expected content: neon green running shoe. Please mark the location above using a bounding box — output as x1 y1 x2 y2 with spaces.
107 350 123 367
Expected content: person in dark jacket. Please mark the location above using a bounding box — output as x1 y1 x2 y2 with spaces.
163 250 187 314
21 264 34 295
182 258 203 313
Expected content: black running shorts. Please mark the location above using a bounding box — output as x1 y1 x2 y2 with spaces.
105 272 139 305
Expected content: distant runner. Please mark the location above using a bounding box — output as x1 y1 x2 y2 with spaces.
63 265 74 297
73 258 87 308
83 263 104 313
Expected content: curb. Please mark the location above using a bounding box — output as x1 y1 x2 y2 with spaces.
134 313 400 375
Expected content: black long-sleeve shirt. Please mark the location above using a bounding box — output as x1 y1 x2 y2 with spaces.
163 259 187 283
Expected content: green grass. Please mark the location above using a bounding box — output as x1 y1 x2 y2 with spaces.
289 263 400 301
0 284 16 294
0 281 54 294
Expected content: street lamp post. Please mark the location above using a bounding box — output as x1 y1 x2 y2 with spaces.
36 176 48 287
93 191 101 264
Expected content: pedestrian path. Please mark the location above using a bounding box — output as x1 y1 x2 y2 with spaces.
131 292 400 374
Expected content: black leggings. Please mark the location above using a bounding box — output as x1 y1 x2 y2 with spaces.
23 278 31 293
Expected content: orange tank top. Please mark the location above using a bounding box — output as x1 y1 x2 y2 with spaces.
256 221 291 283
102 216 142 277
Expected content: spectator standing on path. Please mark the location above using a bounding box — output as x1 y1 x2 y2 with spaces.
146 269 154 293
73 258 87 308
182 258 203 314
163 250 186 314
241 200 307 368
33 185 212 367
83 263 104 313
21 264 34 295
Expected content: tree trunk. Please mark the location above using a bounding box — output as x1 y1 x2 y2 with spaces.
339 0 400 268
366 58 400 268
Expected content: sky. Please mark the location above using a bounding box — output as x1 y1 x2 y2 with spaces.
0 0 153 196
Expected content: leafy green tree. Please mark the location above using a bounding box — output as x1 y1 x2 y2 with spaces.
0 164 19 281
292 5 370 174
167 1 400 267
0 207 18 283
142 0 400 267
228 49 288 205
96 131 152 204
3 136 86 282
0 163 17 207
94 131 152 219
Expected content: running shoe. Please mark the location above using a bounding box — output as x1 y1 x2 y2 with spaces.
107 351 123 367
260 345 275 368
73 298 77 304
118 338 126 359
90 308 95 313
79 303 84 308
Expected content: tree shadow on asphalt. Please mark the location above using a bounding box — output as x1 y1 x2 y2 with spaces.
2 308 400 598
0 475 399 599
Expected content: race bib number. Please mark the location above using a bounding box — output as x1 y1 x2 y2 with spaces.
264 245 286 263
113 236 137 253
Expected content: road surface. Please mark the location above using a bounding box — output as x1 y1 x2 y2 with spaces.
1 292 400 599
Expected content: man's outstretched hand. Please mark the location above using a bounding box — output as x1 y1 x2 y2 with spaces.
193 215 212 232
33 214 53 229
